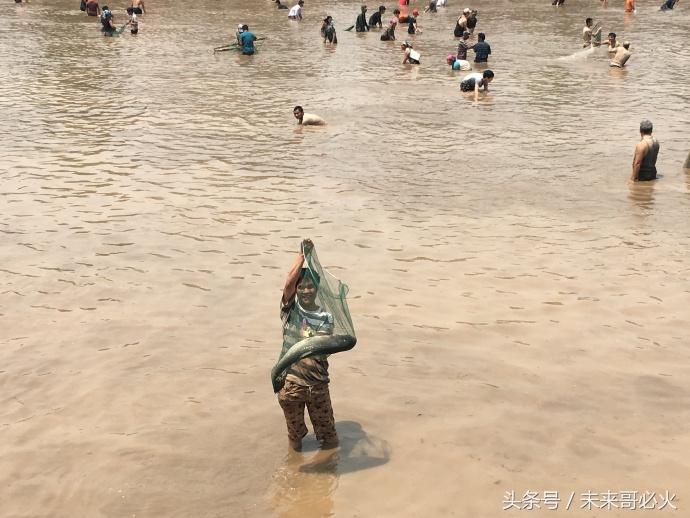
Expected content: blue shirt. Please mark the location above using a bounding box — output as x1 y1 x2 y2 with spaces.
473 41 491 62
240 31 256 53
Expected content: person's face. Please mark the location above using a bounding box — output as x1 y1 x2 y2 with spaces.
485 77 494 84
586 20 592 27
609 35 615 44
297 278 318 306
293 109 303 119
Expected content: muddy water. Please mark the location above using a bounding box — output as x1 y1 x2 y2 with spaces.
1 0 690 516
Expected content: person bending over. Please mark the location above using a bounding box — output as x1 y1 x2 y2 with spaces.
460 69 494 101
401 41 420 64
381 19 397 40
369 5 386 27
288 0 304 20
293 106 326 126
447 54 471 70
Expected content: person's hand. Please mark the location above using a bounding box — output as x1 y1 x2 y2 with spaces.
301 239 314 256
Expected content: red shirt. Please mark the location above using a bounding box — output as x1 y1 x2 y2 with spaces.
86 0 99 15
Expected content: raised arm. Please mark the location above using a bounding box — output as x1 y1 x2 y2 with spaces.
282 239 312 305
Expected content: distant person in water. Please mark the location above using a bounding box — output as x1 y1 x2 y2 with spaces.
552 0 565 5
466 9 478 33
236 24 245 45
460 69 494 101
660 0 679 9
625 0 635 11
401 41 420 64
631 120 659 182
369 5 386 27
610 41 631 67
288 0 304 20
447 54 471 70
473 32 491 63
606 32 621 56
293 106 326 126
380 18 397 40
407 9 420 34
454 8 470 37
425 0 437 13
321 16 337 43
128 12 138 34
356 5 369 31
85 0 100 16
582 18 602 47
126 0 144 15
239 24 257 55
275 0 288 8
684 150 690 169
100 6 117 34
436 0 447 6
457 31 472 60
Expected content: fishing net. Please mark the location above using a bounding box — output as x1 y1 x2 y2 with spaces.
271 242 357 392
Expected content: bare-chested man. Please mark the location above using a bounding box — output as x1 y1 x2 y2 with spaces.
127 0 145 15
631 120 660 182
610 42 631 67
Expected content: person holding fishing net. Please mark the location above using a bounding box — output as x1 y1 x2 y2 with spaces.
213 26 265 54
582 17 602 48
273 239 357 451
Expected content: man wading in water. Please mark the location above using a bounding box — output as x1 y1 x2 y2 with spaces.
631 120 660 182
293 106 326 126
278 240 339 451
126 0 144 15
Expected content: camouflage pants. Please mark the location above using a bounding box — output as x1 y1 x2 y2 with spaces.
278 381 338 448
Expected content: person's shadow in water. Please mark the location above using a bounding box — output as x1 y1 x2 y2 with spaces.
299 420 391 475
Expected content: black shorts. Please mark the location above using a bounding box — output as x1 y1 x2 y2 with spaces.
460 79 476 92
126 7 143 14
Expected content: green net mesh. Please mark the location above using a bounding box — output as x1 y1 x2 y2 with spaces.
271 243 357 392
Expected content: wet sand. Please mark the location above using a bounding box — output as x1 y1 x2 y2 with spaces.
2 0 690 516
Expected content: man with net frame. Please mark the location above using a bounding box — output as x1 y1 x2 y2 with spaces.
277 239 339 451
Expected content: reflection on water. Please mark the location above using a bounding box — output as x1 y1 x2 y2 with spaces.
271 449 339 518
627 180 656 212
269 421 390 517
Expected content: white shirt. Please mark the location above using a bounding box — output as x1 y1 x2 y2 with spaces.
288 4 302 17
436 0 446 5
463 72 483 84
300 113 325 125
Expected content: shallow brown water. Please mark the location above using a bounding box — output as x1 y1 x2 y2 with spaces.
1 0 690 516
